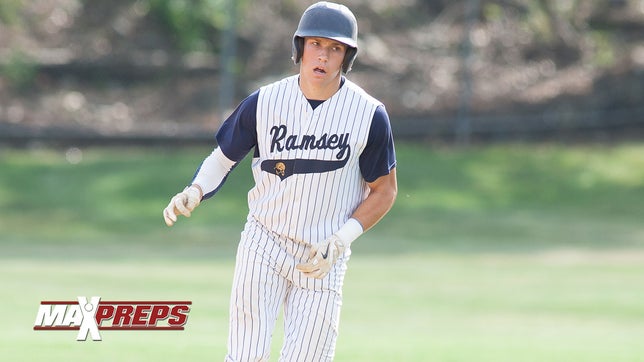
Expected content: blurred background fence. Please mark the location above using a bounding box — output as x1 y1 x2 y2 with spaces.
1 0 643 146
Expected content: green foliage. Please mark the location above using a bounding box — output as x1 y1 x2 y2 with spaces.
483 3 504 22
590 30 617 67
0 0 21 25
145 0 246 52
0 49 37 91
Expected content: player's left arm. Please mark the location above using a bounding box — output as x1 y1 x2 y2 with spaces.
352 103 398 231
351 168 397 231
297 105 397 278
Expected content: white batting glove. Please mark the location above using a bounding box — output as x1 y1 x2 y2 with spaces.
163 185 202 226
296 218 364 279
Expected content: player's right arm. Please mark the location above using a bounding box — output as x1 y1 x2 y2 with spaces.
162 148 235 227
163 91 259 226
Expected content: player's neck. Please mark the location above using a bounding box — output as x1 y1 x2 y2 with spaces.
298 74 343 101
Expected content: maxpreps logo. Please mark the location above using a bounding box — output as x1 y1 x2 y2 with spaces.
34 297 191 341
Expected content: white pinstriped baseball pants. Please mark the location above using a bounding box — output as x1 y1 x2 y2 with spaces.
225 219 349 362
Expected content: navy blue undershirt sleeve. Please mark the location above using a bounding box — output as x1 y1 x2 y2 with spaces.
215 90 260 161
359 105 397 183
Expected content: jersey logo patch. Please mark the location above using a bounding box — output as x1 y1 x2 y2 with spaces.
274 162 286 177
261 148 350 181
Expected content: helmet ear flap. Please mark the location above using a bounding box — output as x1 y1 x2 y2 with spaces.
292 36 305 64
342 47 358 73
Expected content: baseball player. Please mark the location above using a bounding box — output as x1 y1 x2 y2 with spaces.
163 2 397 361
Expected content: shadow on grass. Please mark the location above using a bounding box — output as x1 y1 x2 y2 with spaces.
1 143 642 260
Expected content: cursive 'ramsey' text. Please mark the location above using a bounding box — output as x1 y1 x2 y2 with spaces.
269 125 350 160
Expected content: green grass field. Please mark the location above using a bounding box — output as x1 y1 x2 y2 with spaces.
1 142 643 361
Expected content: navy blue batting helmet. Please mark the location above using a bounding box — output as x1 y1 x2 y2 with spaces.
292 2 358 73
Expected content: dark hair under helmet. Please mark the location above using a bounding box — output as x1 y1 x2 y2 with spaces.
292 2 358 73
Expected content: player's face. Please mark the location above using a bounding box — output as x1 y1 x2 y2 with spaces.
300 37 346 89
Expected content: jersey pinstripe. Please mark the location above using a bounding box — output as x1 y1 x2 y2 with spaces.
249 75 381 246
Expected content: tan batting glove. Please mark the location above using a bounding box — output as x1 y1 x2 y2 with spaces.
163 185 202 226
296 235 347 279
296 218 364 279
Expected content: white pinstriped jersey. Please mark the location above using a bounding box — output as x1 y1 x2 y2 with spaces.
199 75 395 246
249 75 379 244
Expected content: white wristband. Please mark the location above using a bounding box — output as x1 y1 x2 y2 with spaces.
334 218 364 246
